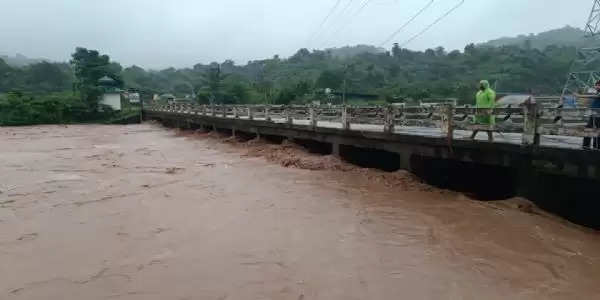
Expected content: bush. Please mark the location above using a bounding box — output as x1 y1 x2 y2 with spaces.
0 91 115 125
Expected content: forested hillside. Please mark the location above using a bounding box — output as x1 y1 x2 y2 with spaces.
480 26 599 50
0 27 589 125
119 42 577 104
0 53 47 67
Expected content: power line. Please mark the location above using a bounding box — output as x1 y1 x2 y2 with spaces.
307 0 344 44
400 0 464 48
322 0 373 46
378 0 435 47
313 0 357 45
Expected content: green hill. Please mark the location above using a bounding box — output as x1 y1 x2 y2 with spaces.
480 26 600 49
0 53 47 67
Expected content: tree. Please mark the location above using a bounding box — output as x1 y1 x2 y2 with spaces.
26 62 70 92
289 48 311 63
435 46 446 57
391 43 401 58
70 47 122 110
315 70 343 90
0 58 14 92
198 64 228 104
225 82 249 104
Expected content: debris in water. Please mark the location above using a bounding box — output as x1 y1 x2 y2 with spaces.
165 167 185 174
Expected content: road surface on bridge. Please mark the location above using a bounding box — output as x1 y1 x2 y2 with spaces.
1 124 599 299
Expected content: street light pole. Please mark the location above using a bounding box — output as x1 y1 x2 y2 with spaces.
342 77 347 105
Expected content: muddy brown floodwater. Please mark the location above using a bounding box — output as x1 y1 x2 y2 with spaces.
1 124 600 300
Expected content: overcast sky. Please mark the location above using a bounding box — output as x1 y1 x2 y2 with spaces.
0 0 593 69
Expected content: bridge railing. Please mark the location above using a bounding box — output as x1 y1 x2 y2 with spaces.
147 101 600 147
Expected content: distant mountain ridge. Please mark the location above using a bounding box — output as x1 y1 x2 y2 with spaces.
0 53 47 67
479 26 600 49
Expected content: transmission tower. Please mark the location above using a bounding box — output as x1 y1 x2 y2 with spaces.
585 0 600 37
561 0 600 104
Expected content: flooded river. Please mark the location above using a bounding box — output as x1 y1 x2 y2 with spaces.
1 124 599 299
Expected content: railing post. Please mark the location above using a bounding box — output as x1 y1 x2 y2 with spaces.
248 106 254 120
286 106 293 124
341 105 349 130
222 104 227 118
441 104 454 139
384 105 394 134
211 103 216 117
522 97 540 146
265 105 271 122
309 106 317 129
202 104 207 116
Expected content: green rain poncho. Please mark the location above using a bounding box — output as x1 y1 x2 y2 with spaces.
474 80 496 125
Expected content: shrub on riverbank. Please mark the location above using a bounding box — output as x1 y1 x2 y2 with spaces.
0 91 139 126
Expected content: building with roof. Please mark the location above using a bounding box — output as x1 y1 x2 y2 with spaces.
98 76 122 111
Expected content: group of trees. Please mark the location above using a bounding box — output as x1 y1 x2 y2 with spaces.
0 26 591 125
116 42 575 106
0 47 124 125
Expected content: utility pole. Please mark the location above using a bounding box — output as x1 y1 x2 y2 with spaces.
342 63 353 105
342 77 347 105
139 95 143 123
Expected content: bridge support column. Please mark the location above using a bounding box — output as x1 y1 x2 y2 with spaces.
331 142 340 157
398 150 413 172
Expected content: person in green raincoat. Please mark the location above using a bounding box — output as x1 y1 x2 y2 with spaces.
470 80 496 141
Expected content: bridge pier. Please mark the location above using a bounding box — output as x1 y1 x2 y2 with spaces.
331 142 340 157
399 151 413 172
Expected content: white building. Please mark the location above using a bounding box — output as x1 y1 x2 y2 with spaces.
98 76 122 111
101 92 121 110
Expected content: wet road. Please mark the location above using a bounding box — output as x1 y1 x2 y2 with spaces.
1 124 599 299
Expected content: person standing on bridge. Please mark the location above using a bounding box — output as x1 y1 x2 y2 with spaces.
470 80 496 141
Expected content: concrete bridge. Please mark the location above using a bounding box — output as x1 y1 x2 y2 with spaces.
145 102 599 178
144 102 600 227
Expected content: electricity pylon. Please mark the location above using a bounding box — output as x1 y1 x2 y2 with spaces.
585 0 600 37
561 0 600 104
